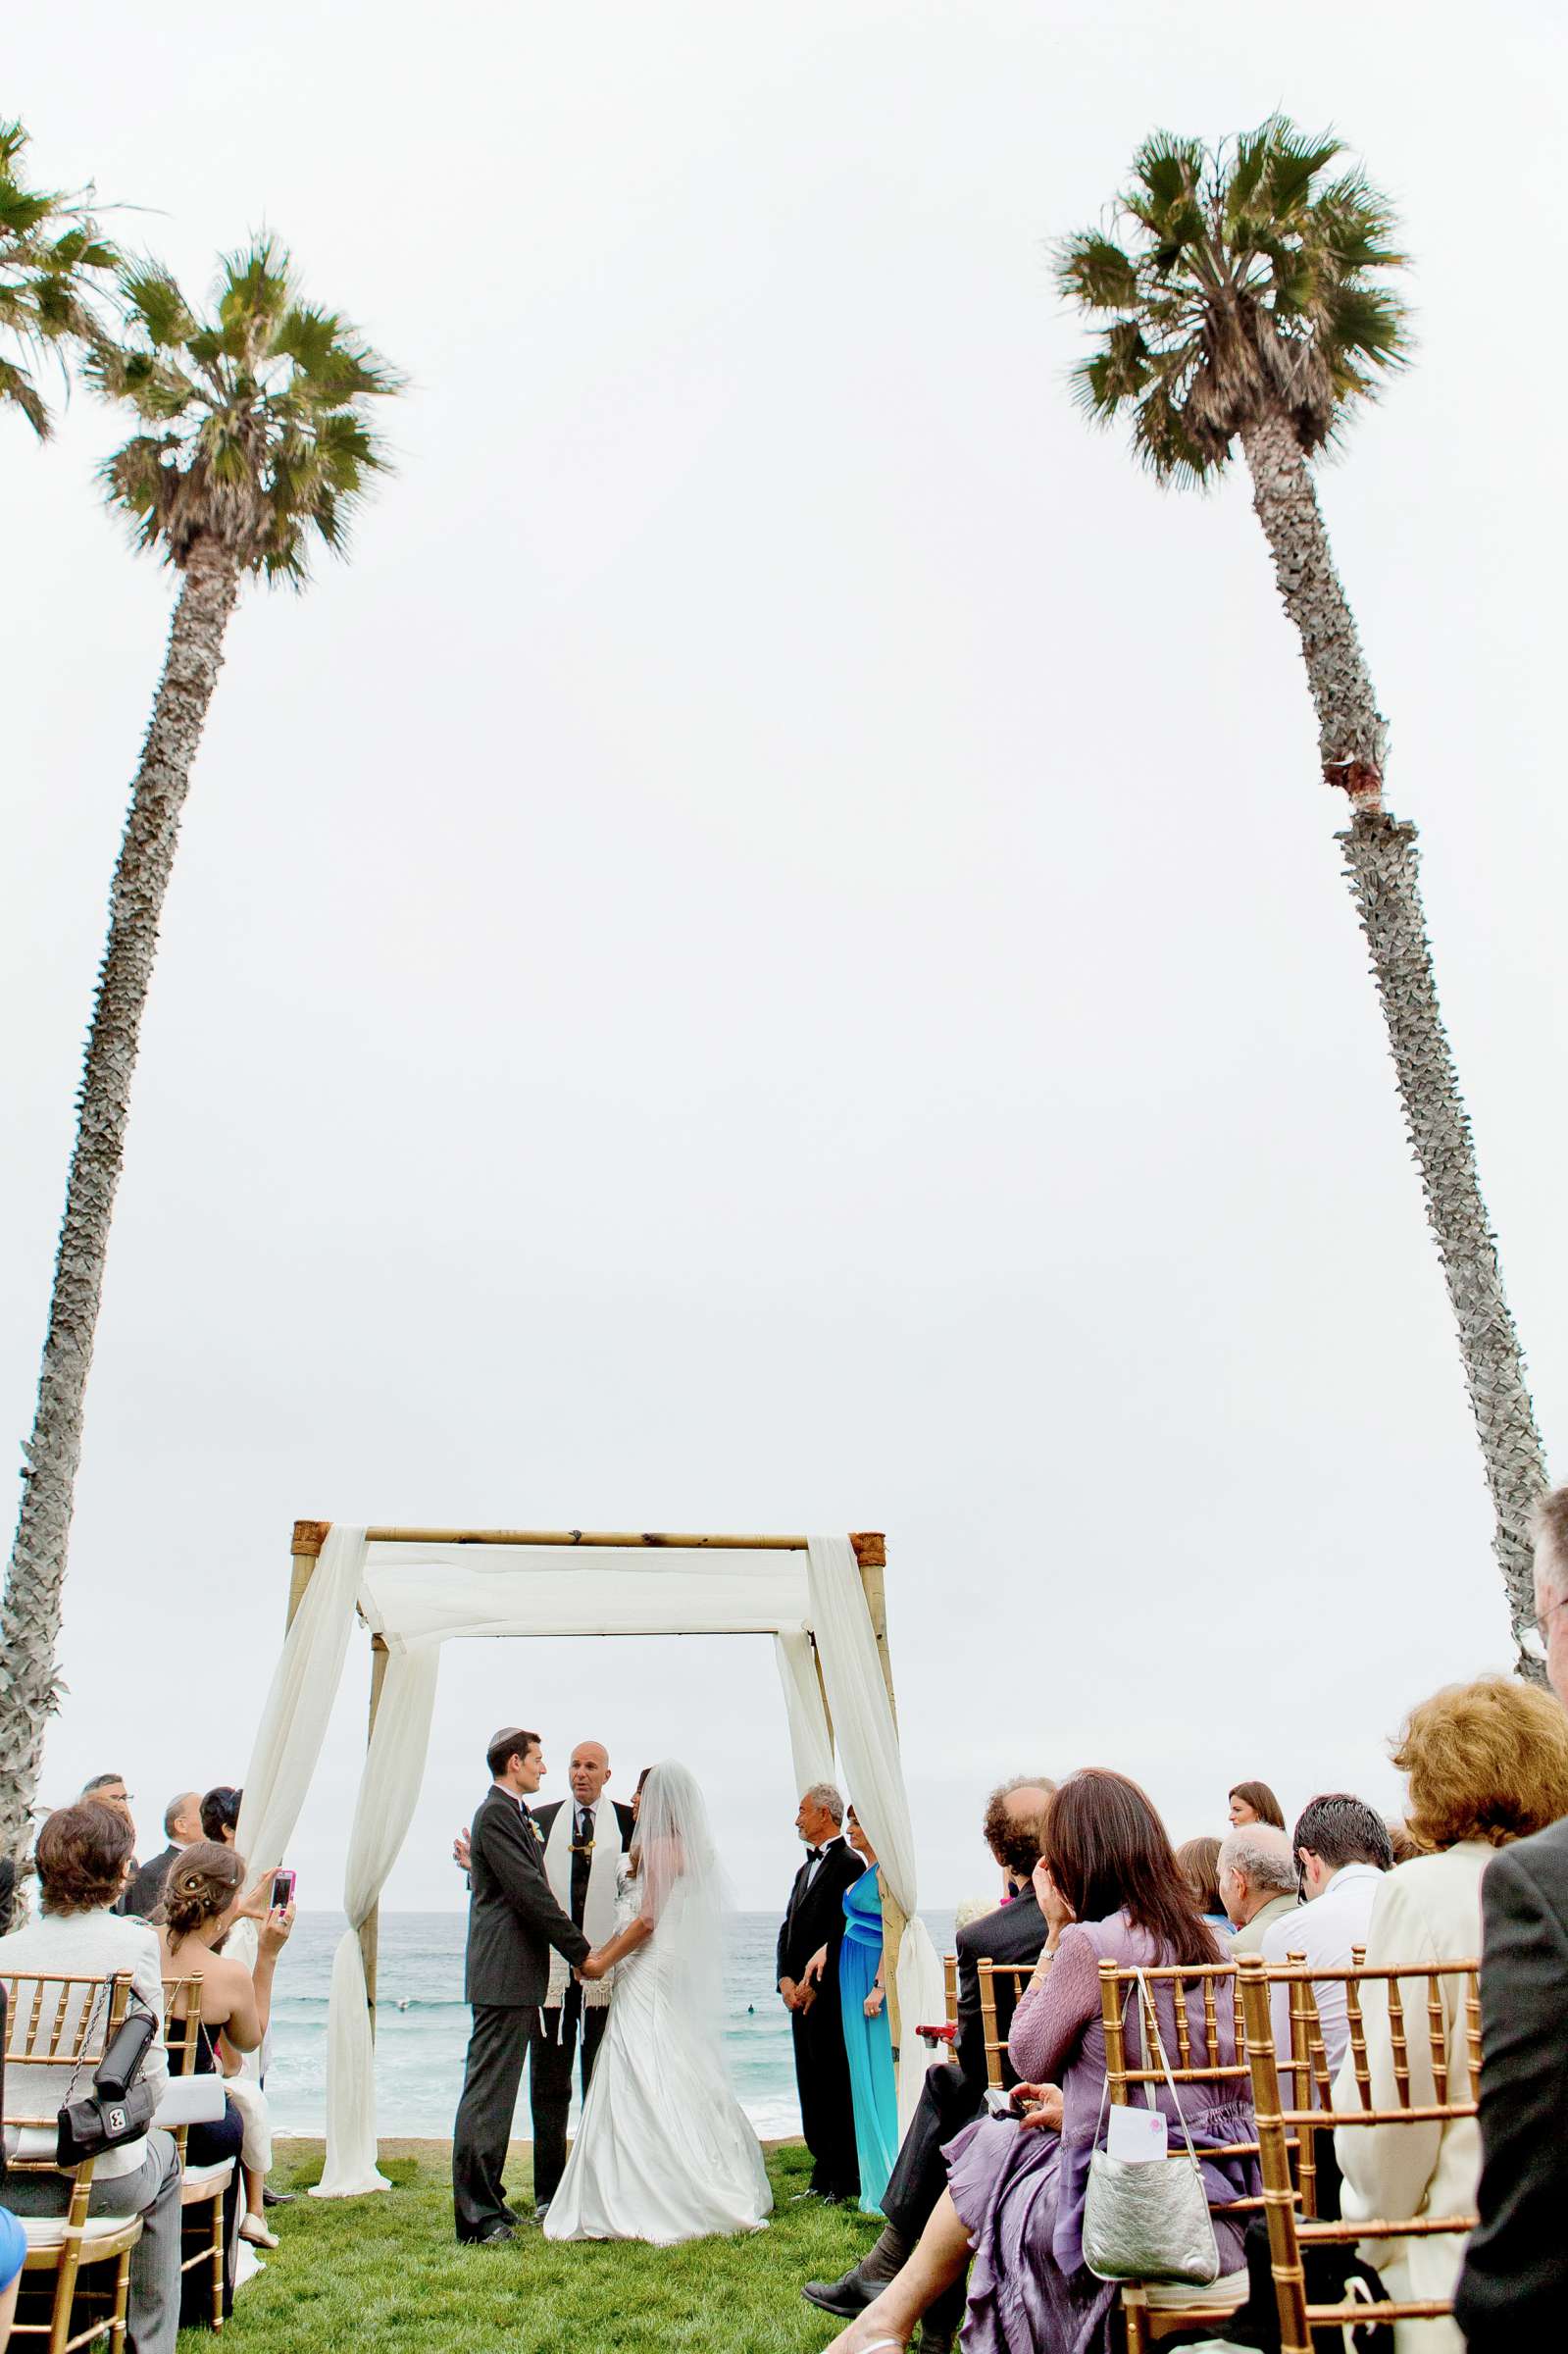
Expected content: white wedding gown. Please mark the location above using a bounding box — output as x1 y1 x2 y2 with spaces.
543 1868 773 2245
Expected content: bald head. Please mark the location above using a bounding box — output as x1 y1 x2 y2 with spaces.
569 1742 611 1806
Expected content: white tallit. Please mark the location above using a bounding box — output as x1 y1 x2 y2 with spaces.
543 1801 624 2011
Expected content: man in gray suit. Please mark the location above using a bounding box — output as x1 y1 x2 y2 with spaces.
1457 1491 1568 2345
452 1727 592 2243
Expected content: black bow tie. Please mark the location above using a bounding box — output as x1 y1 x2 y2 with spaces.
806 1847 824 1862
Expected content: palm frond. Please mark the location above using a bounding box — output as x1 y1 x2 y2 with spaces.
1057 113 1409 481
92 235 401 580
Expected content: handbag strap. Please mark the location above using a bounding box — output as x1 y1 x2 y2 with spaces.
1093 1969 1208 2174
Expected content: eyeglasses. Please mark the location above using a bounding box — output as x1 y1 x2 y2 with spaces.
1520 1594 1568 1663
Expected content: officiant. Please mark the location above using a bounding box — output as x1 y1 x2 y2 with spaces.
530 1740 635 2213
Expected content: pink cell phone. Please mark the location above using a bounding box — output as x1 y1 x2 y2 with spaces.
271 1868 296 1910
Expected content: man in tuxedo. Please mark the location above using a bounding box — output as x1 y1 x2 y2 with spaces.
123 1791 203 1919
527 1740 635 2214
452 1727 590 2243
803 1774 1055 2346
778 1782 864 2201
1457 1490 1568 2346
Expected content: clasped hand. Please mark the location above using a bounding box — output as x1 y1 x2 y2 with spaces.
575 1949 609 1983
1011 2080 1064 2133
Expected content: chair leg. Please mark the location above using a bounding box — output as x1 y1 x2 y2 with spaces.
1122 2287 1149 2353
112 2248 132 2354
211 2197 226 2330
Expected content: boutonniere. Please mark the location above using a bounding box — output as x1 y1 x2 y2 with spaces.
531 1818 544 1842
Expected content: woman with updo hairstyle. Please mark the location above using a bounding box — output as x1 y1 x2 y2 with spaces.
156 1840 294 2271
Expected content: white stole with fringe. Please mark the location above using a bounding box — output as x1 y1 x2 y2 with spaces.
544 1802 623 2012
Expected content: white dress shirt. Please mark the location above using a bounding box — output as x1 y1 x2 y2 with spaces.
801 1833 843 1891
1259 1860 1387 2078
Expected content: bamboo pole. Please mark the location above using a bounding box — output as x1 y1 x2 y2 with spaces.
360 1635 389 2024
363 1528 809 1550
850 1532 906 2051
286 1519 331 1629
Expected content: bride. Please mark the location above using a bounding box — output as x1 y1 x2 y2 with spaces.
542 1759 773 2245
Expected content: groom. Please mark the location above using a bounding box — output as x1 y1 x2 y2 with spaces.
452 1727 592 2243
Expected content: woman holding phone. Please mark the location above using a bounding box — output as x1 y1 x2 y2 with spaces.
154 1840 295 2264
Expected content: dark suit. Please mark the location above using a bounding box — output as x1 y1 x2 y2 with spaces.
452 1786 591 2240
1455 1818 1568 2347
122 1845 181 1920
525 1796 635 2206
882 1888 1045 2239
778 1837 865 2197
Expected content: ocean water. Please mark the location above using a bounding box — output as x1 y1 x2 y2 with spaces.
265 1910 957 2141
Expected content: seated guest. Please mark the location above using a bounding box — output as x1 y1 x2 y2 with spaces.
1338 1676 1568 2347
124 1791 203 1921
1457 1487 1568 2349
1260 1793 1392 2072
1228 1778 1286 1829
1176 1834 1229 1929
155 1843 294 2262
1218 1821 1299 1955
803 1774 1055 2351
823 1769 1254 2354
1386 1818 1420 1865
0 1802 180 2354
199 1787 241 1846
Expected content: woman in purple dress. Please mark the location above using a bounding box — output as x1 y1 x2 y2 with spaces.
820 1768 1256 2354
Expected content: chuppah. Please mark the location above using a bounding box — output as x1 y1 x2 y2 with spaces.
232 1519 947 2201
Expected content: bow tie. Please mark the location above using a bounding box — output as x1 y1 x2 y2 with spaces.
805 1847 824 1862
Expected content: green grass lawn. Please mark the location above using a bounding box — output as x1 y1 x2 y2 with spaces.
190 2141 878 2354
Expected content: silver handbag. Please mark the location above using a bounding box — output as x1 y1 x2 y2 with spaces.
1082 1970 1222 2287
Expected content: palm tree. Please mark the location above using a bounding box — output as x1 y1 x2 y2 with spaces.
0 240 402 1878
1058 118 1547 1671
0 117 117 435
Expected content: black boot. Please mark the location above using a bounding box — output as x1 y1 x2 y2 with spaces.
801 2224 913 2317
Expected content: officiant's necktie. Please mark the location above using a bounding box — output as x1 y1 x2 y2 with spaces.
570 1805 593 1921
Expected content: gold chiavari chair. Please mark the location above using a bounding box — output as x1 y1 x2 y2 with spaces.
160 1978 235 2330
975 1958 1037 2091
2 1971 144 2354
1239 1950 1482 2351
1097 1958 1262 2351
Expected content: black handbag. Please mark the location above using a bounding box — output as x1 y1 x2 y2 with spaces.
56 1991 159 2167
1220 2215 1393 2351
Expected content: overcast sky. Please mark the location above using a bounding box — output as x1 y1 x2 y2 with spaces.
5 2 1567 1919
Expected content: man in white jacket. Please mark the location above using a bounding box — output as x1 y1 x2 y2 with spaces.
1259 1793 1392 2072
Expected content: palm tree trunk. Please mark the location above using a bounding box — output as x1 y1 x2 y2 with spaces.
1239 411 1388 802
0 538 239 1892
1239 415 1547 1673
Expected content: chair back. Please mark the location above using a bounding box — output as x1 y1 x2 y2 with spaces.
975 1958 1037 2090
159 1978 206 2161
1238 1951 1482 2352
1 1971 132 2146
1097 1959 1259 2215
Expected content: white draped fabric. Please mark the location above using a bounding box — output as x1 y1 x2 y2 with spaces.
773 1632 835 1792
805 1538 945 2130
237 1528 935 2191
315 1646 441 2197
235 1525 367 1876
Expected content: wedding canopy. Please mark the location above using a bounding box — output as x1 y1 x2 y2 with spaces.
235 1520 946 2197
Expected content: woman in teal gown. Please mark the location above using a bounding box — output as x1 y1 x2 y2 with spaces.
836 1806 899 2215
